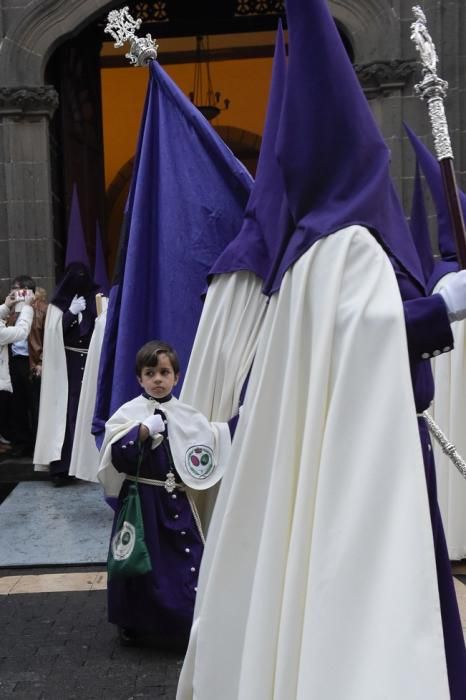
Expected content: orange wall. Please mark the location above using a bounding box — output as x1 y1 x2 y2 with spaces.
100 57 273 189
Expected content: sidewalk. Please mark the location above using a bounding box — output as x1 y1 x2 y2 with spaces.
0 461 183 699
0 565 183 699
1 459 466 698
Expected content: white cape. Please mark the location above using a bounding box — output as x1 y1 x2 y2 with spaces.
180 271 267 528
33 304 67 471
98 395 231 499
68 308 107 482
431 273 466 559
181 270 267 420
177 226 449 700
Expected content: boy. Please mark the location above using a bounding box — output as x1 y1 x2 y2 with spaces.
98 340 234 649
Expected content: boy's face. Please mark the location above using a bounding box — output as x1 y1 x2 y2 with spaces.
137 353 179 400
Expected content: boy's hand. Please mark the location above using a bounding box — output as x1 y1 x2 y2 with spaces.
142 414 165 436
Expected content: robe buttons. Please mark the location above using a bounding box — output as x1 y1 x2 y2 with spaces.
173 514 179 519
432 350 441 356
194 587 197 592
171 494 177 499
122 445 127 449
128 440 134 445
185 548 190 553
190 567 196 572
428 444 432 452
443 346 451 352
181 531 186 536
421 352 430 359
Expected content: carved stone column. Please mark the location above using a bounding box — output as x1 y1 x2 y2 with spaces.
0 85 58 292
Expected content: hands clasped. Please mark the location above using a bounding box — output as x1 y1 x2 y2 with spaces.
69 295 86 315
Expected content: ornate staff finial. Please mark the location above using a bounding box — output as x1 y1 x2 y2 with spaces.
105 6 158 67
410 6 466 268
411 6 438 75
410 5 452 159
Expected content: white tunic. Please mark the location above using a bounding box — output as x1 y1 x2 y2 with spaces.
431 272 466 559
68 308 107 482
33 304 68 471
177 226 449 700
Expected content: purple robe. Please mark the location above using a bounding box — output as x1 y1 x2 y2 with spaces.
107 419 204 649
394 260 466 699
50 262 98 475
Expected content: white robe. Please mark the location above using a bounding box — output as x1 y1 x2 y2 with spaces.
177 226 449 700
33 304 68 471
68 308 107 482
180 270 267 528
431 273 466 559
180 270 267 421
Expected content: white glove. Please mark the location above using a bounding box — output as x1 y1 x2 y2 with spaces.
142 414 165 436
438 270 466 322
69 295 86 315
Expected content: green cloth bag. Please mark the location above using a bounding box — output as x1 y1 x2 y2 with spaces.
107 443 152 580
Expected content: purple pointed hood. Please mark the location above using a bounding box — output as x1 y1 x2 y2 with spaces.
270 0 425 292
65 185 90 269
409 160 435 283
209 22 288 283
51 262 98 336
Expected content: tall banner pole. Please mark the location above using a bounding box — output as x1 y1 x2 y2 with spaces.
411 5 466 268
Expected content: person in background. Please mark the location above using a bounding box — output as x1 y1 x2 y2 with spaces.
34 262 97 486
6 275 46 458
0 288 34 457
30 285 48 445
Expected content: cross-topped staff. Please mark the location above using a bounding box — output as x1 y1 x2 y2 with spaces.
411 5 466 268
105 6 158 66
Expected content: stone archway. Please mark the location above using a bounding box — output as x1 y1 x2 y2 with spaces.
0 0 118 290
0 0 116 86
0 0 415 291
329 0 400 63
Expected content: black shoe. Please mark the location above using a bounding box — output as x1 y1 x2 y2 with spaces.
118 627 143 647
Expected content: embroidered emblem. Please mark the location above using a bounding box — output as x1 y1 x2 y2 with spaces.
185 445 215 480
111 522 136 561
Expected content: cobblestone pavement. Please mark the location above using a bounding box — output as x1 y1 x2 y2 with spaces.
0 567 183 699
1 463 466 699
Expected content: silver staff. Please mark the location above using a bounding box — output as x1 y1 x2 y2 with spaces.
423 411 466 480
410 6 466 267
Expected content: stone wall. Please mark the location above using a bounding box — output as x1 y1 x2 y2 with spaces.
0 0 464 292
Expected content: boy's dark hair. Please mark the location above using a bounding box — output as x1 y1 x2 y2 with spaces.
135 340 180 377
13 275 36 293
